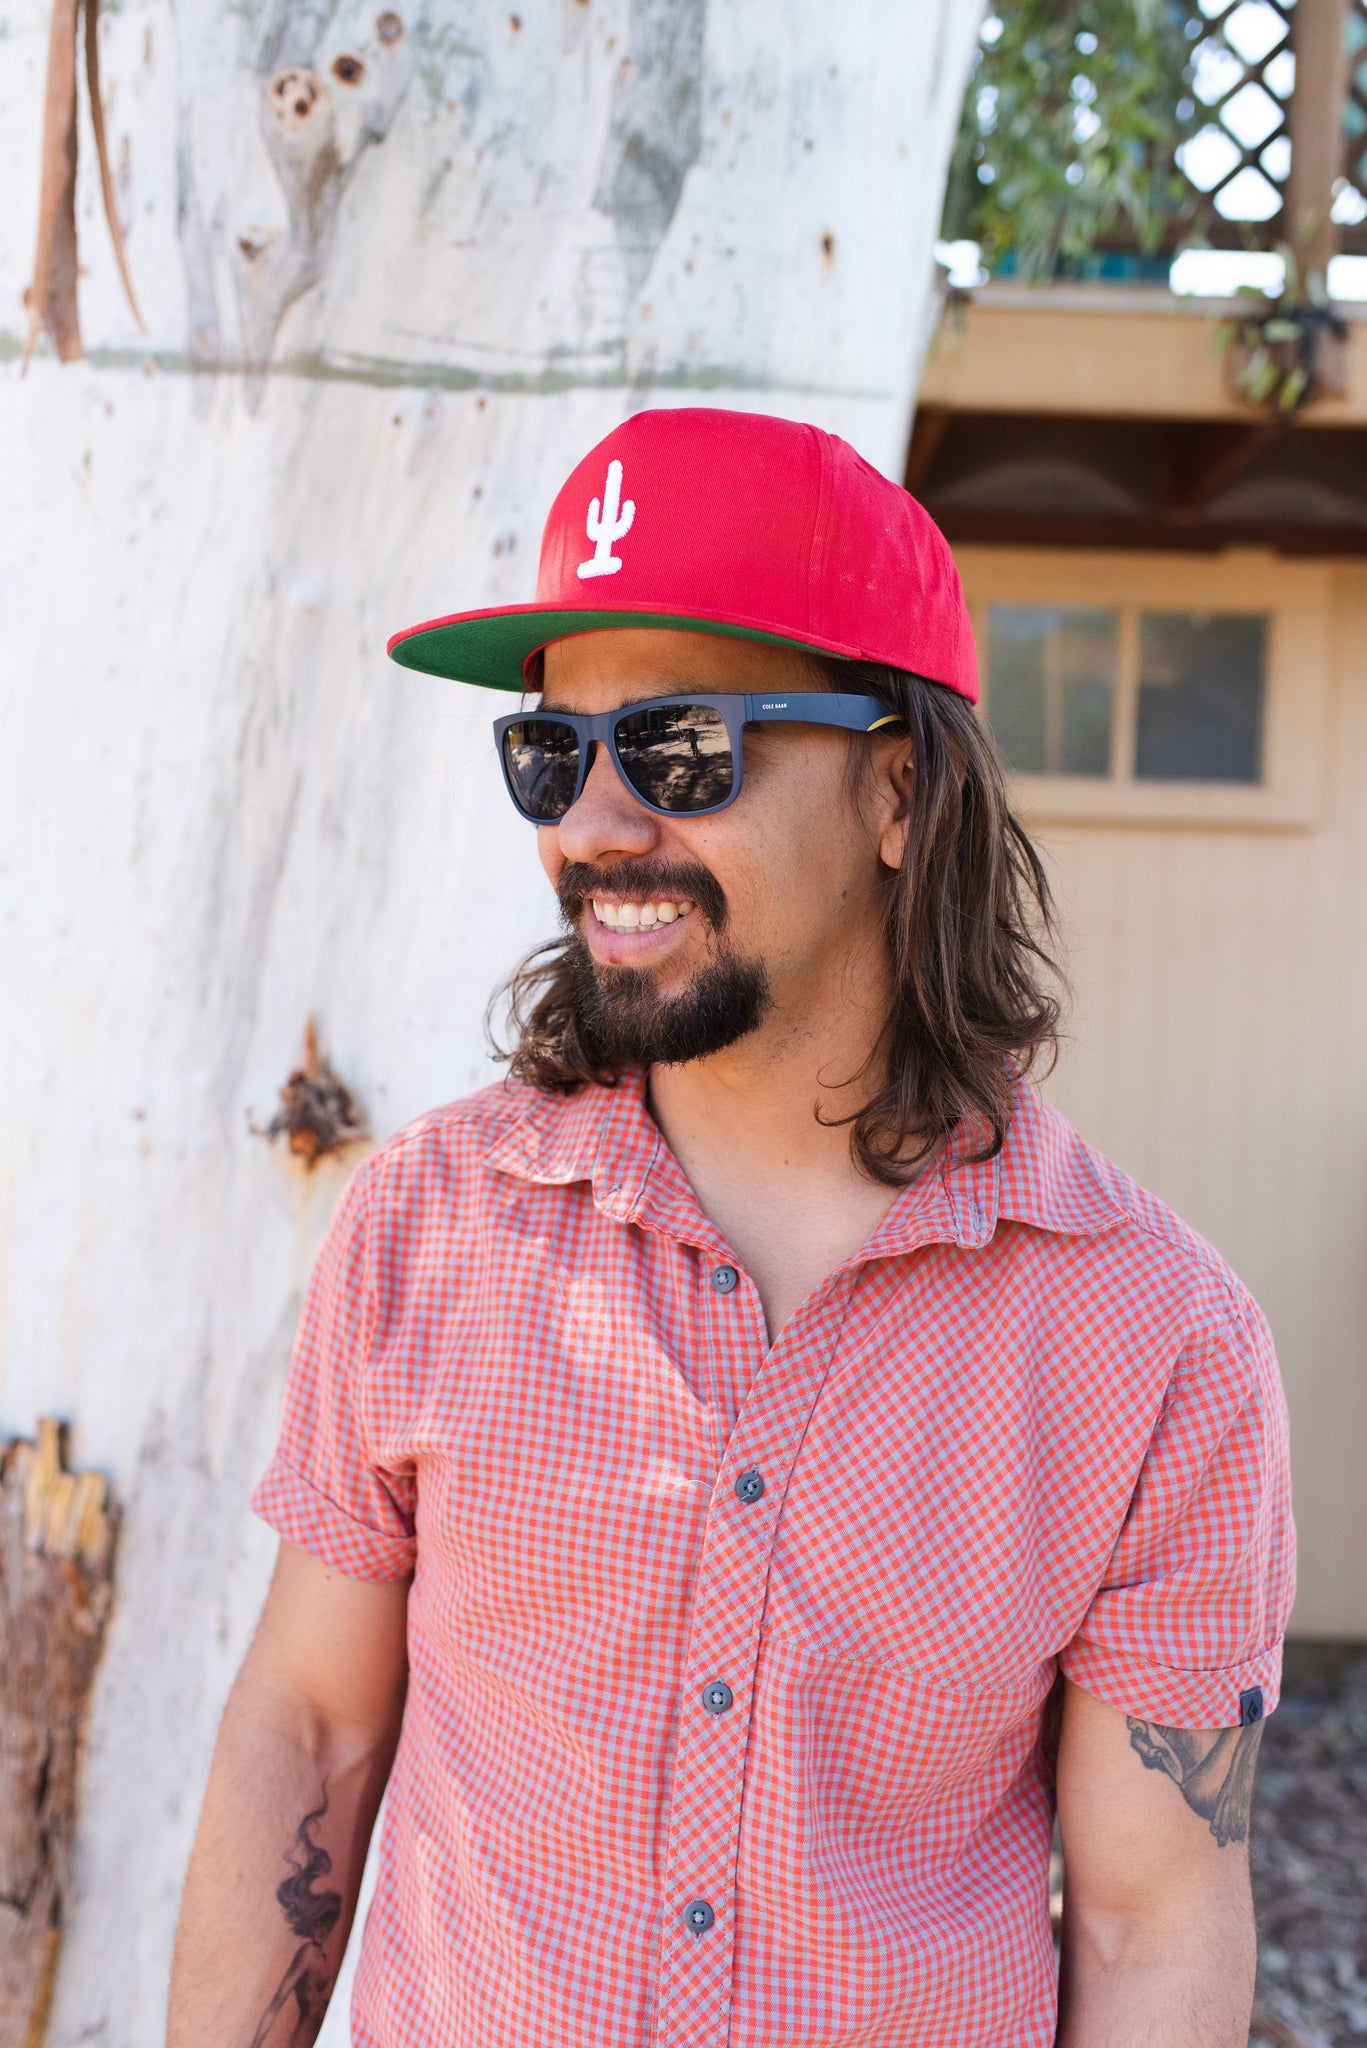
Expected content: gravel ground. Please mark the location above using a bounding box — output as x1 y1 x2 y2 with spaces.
1250 1643 1367 2048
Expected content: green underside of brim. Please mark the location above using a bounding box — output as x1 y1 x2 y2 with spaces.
389 609 852 689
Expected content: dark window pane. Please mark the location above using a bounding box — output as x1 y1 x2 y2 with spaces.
986 606 1116 776
1135 613 1266 784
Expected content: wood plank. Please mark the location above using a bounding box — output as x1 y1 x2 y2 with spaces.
920 293 1367 425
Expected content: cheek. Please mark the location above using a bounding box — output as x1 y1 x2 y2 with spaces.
703 817 835 946
739 756 864 885
722 771 876 952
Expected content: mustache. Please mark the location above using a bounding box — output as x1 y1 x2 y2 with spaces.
557 859 727 932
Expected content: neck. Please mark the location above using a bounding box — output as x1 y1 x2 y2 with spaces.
646 927 894 1191
643 932 909 1340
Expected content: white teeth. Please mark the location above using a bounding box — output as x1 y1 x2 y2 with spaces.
590 897 693 931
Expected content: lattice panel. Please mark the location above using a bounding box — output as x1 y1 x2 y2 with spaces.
1174 0 1295 245
1175 0 1367 257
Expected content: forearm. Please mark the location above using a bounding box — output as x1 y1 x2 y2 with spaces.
167 1674 398 2048
1056 1897 1257 2048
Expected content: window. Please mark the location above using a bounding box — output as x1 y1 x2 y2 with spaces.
1135 612 1265 783
987 607 1116 776
962 549 1327 829
985 604 1267 786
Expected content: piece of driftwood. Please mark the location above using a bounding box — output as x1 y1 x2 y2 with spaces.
0 1421 116 2048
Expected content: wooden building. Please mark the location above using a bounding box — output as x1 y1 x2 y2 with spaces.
915 0 1367 1633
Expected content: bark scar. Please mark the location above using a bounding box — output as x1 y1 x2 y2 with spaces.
24 0 144 368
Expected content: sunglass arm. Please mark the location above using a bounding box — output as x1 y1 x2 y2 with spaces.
742 692 898 734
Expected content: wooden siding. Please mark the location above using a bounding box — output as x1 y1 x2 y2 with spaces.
959 546 1367 1637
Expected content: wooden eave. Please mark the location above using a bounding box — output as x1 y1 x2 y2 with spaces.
913 287 1367 555
919 286 1367 428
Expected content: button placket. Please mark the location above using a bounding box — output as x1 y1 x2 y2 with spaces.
698 1248 760 1470
650 1272 859 2048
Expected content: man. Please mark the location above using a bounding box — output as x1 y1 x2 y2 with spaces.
169 409 1293 2047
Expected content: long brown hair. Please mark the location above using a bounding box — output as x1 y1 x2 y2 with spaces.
491 658 1063 1184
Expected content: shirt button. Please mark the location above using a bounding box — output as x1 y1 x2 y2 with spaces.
683 1898 715 1935
711 1264 739 1293
735 1468 765 1504
701 1680 734 1715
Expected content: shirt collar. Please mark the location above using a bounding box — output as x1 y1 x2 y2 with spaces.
484 1065 1126 1260
484 1068 671 1222
858 1075 1128 1261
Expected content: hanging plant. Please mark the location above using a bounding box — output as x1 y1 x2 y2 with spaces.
1218 259 1349 413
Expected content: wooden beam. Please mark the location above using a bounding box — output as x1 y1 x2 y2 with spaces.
918 295 1367 427
931 507 1367 555
1288 0 1352 293
1159 422 1285 521
904 405 951 494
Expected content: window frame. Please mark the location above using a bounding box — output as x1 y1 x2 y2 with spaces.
960 546 1331 828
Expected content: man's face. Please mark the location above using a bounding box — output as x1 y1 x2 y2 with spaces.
535 628 903 1069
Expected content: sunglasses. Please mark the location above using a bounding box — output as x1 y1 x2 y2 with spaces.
493 691 899 823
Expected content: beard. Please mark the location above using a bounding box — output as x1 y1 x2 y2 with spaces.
556 858 772 1068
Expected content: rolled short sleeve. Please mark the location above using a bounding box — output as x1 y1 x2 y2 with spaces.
1061 1291 1295 1728
252 1159 417 1581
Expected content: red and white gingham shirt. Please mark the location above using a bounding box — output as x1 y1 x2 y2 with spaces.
254 1069 1293 2048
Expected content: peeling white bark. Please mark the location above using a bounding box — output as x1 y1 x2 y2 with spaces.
0 0 981 2038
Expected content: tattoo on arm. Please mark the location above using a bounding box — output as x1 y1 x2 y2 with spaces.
248 1785 345 2048
1125 1716 1264 1847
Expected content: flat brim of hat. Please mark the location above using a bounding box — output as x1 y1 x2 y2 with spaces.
387 602 864 688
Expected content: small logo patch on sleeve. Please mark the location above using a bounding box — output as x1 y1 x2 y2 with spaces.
1238 1686 1264 1726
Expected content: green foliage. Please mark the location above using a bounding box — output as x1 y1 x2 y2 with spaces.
1216 261 1348 413
941 0 1204 280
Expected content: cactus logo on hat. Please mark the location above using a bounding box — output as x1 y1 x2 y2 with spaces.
577 460 636 581
388 407 978 704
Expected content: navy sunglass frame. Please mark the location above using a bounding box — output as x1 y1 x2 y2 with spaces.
493 691 900 824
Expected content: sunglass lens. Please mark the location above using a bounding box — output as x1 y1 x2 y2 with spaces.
502 719 582 821
614 703 734 814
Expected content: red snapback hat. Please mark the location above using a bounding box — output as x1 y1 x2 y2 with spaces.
387 407 978 704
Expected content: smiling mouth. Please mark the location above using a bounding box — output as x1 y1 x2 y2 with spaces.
591 896 696 932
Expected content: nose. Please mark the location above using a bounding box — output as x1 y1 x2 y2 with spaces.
551 738 662 865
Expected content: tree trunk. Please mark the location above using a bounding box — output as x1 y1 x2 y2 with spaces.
0 1 981 2038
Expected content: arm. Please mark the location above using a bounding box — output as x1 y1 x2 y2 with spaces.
1055 1677 1263 2048
167 1540 409 2048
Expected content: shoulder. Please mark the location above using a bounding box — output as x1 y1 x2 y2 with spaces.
1002 1085 1269 1359
318 1077 596 1314
346 1074 572 1213
362 1074 541 1169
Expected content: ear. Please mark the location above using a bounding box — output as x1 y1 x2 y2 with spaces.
869 734 915 871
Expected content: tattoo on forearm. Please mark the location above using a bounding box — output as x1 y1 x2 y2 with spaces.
1125 1716 1264 1846
248 1785 344 2048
